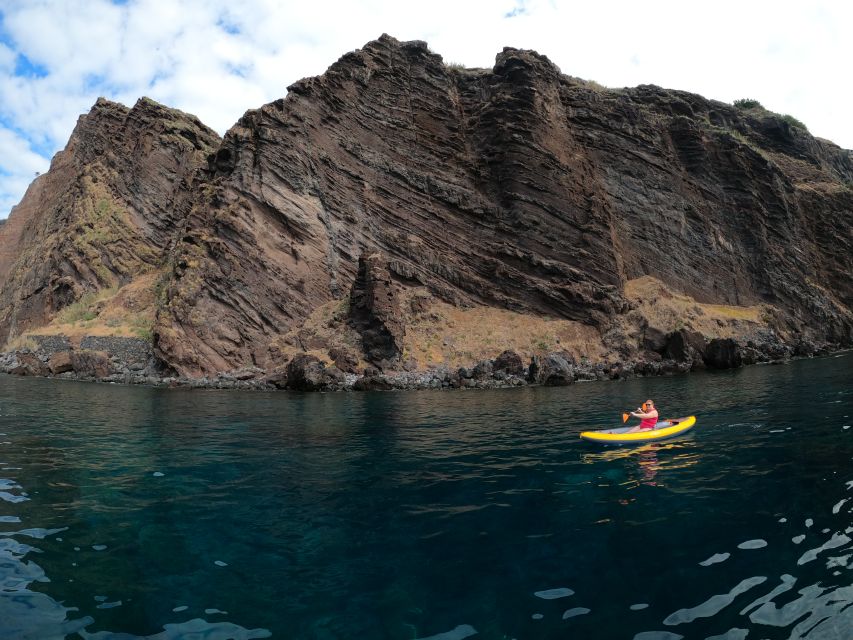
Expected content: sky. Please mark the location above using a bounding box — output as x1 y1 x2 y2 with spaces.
1 0 851 218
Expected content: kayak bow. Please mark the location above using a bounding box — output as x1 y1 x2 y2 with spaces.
580 416 697 445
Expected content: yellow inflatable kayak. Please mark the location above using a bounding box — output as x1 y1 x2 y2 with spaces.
580 416 697 445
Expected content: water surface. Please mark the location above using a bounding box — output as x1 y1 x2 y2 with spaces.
1 353 851 639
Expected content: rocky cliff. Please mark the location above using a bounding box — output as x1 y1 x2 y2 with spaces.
0 97 220 342
2 35 852 383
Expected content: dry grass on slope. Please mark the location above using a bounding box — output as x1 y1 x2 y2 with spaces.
29 272 160 342
624 275 767 337
401 291 606 368
266 286 608 371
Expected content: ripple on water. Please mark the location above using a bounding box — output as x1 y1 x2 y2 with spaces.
797 532 851 565
737 539 767 550
534 587 574 599
663 576 767 626
633 632 683 640
705 629 749 640
0 488 29 503
76 619 273 639
826 554 851 568
699 552 730 567
414 625 477 640
0 526 67 540
738 574 797 616
561 607 590 619
747 581 853 635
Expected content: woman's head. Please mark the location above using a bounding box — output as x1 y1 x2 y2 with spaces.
643 399 655 410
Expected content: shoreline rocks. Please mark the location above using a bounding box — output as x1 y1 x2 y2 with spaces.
0 335 845 392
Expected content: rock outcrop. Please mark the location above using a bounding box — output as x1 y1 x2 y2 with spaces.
348 253 405 368
528 353 576 386
704 338 743 369
284 354 345 391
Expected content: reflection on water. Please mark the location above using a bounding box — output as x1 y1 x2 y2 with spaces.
0 351 850 639
581 441 701 489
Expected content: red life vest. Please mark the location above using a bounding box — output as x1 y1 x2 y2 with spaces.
639 409 658 429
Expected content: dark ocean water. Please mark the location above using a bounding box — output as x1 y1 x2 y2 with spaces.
0 352 851 640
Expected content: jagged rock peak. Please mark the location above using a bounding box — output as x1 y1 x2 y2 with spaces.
65 95 221 169
495 45 562 76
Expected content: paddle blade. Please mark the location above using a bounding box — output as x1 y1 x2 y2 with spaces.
622 413 629 423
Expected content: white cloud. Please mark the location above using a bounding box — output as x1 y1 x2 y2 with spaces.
0 127 51 217
1 0 851 218
0 128 46 175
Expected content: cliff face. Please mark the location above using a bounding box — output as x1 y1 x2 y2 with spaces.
0 97 220 341
1 35 851 378
155 35 852 376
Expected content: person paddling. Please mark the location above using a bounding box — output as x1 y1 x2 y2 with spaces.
628 400 659 432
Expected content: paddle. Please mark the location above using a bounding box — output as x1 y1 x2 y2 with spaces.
623 405 644 423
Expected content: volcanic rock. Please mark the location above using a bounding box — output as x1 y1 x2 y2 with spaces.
48 351 74 375
348 253 405 368
493 350 525 376
70 350 112 378
472 359 494 379
664 329 707 366
352 375 395 391
328 346 360 374
704 338 743 369
285 354 344 391
263 366 289 389
642 326 669 354
528 353 575 386
10 351 49 377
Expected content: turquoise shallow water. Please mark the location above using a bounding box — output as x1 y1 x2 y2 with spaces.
0 352 852 639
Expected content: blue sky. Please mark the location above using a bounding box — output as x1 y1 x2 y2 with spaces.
1 0 851 218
